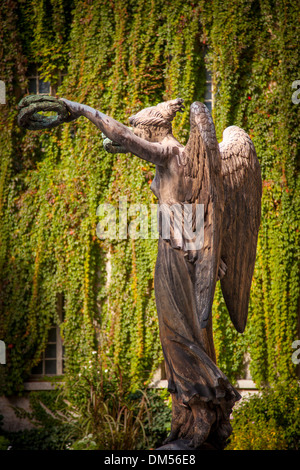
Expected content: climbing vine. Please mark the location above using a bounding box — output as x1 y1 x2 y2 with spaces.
201 0 300 384
0 0 299 400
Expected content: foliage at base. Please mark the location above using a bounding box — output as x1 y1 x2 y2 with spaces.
0 377 172 451
226 380 300 450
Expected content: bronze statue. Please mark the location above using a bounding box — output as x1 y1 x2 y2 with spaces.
18 94 262 450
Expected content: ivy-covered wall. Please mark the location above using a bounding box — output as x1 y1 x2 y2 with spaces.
203 0 300 385
0 0 299 398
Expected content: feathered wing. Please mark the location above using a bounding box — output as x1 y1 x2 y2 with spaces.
183 102 224 329
219 126 262 333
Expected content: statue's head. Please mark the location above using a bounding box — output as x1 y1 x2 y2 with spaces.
129 98 184 142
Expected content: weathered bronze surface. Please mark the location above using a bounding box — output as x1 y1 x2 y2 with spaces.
18 95 262 450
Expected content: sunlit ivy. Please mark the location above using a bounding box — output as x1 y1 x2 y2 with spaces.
0 0 299 399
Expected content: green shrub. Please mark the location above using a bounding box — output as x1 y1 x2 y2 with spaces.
5 425 72 451
65 387 172 450
226 417 287 450
70 434 98 450
0 435 10 450
142 388 172 449
62 373 172 450
226 380 300 450
1 390 73 450
1 368 172 450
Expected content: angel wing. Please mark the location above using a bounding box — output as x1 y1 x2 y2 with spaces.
183 102 224 330
183 104 261 334
219 126 262 333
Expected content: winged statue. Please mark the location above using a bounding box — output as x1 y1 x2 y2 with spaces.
18 95 262 450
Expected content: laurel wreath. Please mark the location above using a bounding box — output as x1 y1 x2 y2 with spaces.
17 95 70 130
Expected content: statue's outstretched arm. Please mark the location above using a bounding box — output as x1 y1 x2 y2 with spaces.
17 95 168 166
61 98 169 165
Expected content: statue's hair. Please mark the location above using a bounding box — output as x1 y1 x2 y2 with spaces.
129 108 172 132
129 98 184 134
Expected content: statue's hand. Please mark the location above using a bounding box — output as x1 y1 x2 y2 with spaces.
18 95 72 130
58 98 83 122
101 133 128 154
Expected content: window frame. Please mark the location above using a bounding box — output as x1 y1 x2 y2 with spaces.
30 294 65 379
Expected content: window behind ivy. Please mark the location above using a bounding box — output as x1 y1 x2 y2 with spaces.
28 66 52 95
31 294 65 377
